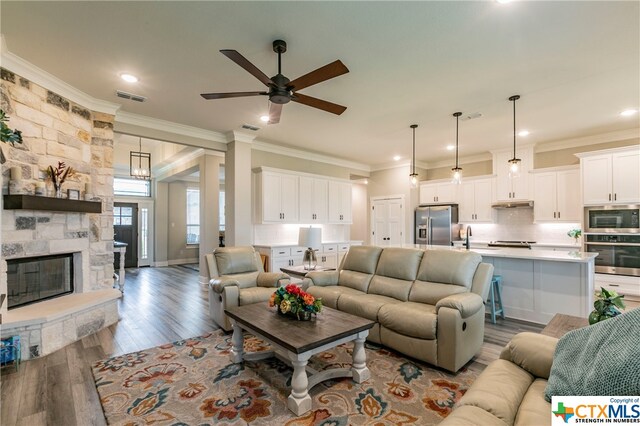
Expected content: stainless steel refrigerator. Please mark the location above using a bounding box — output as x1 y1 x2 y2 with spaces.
415 204 460 246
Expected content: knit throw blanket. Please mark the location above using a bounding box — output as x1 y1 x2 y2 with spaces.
545 308 640 400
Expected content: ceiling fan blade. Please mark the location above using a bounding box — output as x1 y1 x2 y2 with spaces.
291 93 347 115
220 49 274 86
200 91 267 100
288 60 349 91
268 102 283 124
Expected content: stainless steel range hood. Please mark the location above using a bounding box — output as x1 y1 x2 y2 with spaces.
491 200 534 209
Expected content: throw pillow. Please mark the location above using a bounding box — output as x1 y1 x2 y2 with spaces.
544 307 640 401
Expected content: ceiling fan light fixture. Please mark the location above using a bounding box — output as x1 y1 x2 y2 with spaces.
409 124 419 189
508 95 522 179
451 112 463 185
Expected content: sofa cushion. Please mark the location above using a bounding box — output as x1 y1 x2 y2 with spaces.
417 250 482 288
374 247 423 281
338 270 374 293
238 287 277 305
514 379 551 426
341 245 383 274
440 405 508 426
455 359 534 425
409 281 468 305
368 275 414 301
306 286 364 309
215 247 259 275
338 293 401 321
378 302 437 339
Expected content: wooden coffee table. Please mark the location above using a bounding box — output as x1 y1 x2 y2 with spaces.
542 313 589 339
225 303 374 415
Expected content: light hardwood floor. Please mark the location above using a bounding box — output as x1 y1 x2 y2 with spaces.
1 266 542 425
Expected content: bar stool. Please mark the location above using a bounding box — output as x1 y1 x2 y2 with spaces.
487 275 505 324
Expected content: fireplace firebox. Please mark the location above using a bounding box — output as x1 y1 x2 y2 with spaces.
7 254 74 309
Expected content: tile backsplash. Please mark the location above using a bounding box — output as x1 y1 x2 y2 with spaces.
461 209 581 245
254 224 351 245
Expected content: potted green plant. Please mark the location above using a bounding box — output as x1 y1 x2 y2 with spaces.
588 287 626 325
567 228 582 245
0 109 23 164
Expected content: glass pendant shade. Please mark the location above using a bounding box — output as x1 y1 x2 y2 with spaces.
508 95 521 180
409 124 419 188
451 112 462 184
508 158 521 178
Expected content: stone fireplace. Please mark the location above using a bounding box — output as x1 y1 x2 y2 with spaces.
1 67 120 359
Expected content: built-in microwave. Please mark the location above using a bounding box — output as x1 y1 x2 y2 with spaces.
584 205 640 233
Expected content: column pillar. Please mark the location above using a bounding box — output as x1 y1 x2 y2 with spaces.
199 155 221 283
154 181 169 266
225 132 254 247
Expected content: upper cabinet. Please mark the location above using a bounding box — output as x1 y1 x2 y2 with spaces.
299 176 329 223
254 170 299 223
419 181 457 204
254 168 351 225
493 147 533 201
459 177 495 223
578 147 640 205
328 180 352 223
532 167 580 222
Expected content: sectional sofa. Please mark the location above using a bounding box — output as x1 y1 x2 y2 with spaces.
304 245 494 372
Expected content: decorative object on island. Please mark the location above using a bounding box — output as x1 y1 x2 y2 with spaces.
409 124 419 188
129 137 151 180
567 228 582 244
451 112 463 184
298 226 321 270
47 161 75 198
588 287 626 325
269 284 323 321
507 94 522 179
0 109 23 165
67 189 80 200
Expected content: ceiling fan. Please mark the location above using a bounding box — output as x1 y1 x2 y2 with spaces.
200 40 349 124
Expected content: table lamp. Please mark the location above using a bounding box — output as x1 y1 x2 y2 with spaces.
298 227 321 270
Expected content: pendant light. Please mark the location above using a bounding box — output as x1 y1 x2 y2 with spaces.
130 137 151 180
507 95 521 179
409 124 419 188
451 112 462 184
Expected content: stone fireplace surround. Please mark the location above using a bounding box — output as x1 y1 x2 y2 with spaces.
1 67 120 360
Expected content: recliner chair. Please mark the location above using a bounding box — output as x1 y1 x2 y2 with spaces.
206 246 290 331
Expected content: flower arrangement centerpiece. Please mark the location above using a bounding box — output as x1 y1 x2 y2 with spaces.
47 161 75 198
269 284 322 321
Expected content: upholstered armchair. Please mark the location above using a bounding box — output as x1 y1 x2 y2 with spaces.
206 246 290 331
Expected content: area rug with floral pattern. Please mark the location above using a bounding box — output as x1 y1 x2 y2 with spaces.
91 330 477 425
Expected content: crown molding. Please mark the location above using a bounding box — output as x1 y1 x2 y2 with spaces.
251 140 370 172
535 128 639 153
116 111 228 143
370 159 429 172
153 148 206 178
225 131 257 144
425 152 493 169
574 144 640 159
1 38 121 115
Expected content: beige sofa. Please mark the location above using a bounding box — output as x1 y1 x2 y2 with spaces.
304 245 494 372
206 247 290 331
441 332 557 426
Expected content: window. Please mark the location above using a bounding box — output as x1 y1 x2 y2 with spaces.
114 206 133 226
186 188 200 244
140 208 148 260
219 191 225 231
114 177 151 197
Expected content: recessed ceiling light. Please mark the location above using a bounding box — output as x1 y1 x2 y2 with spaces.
260 115 270 122
446 145 455 151
393 155 401 161
120 73 139 83
518 130 530 137
620 109 638 117
496 0 512 3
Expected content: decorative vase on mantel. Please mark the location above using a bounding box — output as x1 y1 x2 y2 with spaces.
55 187 63 199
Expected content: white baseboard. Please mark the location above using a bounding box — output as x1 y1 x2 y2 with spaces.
154 261 169 267
167 258 199 266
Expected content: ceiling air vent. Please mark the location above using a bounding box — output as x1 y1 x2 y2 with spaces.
241 123 260 131
116 90 147 103
460 112 482 121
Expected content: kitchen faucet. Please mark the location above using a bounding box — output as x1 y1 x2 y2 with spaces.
464 226 472 250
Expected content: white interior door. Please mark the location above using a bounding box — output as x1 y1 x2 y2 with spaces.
371 196 405 246
372 199 389 246
387 199 403 245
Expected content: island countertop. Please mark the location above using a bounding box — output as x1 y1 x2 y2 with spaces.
407 244 598 263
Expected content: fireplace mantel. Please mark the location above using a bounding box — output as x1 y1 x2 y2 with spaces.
3 195 102 213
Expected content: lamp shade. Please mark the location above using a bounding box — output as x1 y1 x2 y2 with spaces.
298 227 321 248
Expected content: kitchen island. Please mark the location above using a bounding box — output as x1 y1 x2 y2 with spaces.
414 244 598 324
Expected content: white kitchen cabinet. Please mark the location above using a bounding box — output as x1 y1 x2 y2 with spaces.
533 168 580 222
459 177 494 223
579 148 640 205
254 246 305 272
255 171 299 223
419 181 457 204
328 180 352 223
494 147 533 201
299 176 329 223
317 252 338 269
